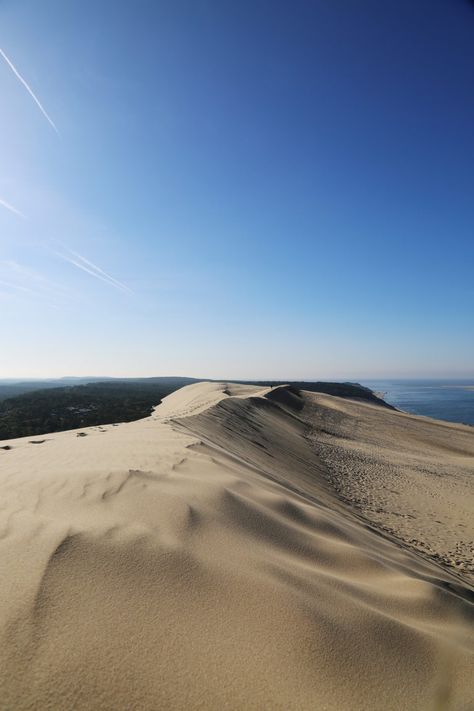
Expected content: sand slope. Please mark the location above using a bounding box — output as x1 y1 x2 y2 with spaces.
0 382 473 710
305 393 474 583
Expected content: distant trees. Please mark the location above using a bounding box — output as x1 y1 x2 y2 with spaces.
0 380 188 440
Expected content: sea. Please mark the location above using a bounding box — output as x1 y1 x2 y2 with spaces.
359 379 474 427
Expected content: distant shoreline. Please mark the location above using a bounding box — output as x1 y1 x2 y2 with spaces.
360 379 474 427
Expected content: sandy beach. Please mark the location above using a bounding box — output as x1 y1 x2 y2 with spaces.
0 382 473 710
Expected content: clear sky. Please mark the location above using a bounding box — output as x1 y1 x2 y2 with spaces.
1 0 473 379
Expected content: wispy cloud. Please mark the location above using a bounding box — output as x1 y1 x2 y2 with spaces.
0 47 59 134
0 259 73 308
0 197 26 219
57 250 133 293
0 278 36 295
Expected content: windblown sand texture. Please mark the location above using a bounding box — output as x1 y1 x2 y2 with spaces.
0 382 473 710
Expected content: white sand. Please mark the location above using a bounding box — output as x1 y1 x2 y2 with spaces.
0 382 473 710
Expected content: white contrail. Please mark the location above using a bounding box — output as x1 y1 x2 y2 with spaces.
0 197 26 218
69 250 133 293
57 250 132 294
0 47 58 134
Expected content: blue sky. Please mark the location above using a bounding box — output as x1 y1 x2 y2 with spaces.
1 0 473 379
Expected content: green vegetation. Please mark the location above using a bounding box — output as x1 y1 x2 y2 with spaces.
0 378 197 440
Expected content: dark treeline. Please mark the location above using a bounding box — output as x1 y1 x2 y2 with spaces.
0 376 198 402
0 379 197 440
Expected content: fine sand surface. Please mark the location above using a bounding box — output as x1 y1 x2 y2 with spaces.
306 395 474 583
0 382 473 710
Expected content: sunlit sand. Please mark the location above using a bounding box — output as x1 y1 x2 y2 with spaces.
0 382 473 710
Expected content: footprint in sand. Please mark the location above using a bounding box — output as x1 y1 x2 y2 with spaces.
29 440 47 445
76 432 88 437
0 445 12 450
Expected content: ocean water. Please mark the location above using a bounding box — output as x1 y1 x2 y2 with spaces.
360 379 474 426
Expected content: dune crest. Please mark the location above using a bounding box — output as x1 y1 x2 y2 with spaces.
0 382 473 710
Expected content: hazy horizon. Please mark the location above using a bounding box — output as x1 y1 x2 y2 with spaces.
2 371 474 383
1 1 473 379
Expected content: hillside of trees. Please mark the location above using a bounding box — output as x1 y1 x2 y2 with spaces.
0 378 197 440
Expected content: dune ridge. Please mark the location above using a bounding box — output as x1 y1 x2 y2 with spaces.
0 381 473 710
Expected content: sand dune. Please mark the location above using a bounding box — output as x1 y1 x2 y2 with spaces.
0 382 473 710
